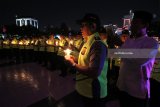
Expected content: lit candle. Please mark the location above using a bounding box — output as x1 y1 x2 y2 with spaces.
46 40 48 44
57 35 60 39
56 41 58 46
114 45 119 49
25 40 30 45
69 40 73 45
19 41 23 45
48 40 51 45
11 40 16 44
64 48 72 60
31 40 34 44
46 40 52 45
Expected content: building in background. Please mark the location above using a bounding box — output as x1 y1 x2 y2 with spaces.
123 10 134 30
16 18 38 29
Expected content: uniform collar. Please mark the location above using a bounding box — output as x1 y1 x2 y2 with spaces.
87 32 99 42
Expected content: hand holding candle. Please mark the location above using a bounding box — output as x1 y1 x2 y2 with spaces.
64 48 72 60
69 40 73 45
56 41 58 46
11 41 16 44
19 41 23 45
64 49 76 67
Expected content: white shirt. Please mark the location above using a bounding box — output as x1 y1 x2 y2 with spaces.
117 35 158 99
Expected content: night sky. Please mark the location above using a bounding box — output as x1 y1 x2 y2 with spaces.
0 0 159 30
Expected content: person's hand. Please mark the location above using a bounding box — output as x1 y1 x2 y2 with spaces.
64 55 75 65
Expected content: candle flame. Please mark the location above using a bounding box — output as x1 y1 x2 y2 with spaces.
64 48 72 55
11 41 17 44
70 41 73 45
19 41 23 45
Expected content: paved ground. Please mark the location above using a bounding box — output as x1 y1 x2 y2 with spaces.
0 62 120 107
0 61 160 107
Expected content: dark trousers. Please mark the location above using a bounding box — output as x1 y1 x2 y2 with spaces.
76 91 106 107
39 51 46 64
56 55 67 76
150 78 160 107
34 51 39 62
12 48 19 63
19 49 25 63
3 48 11 59
48 52 56 70
56 91 106 107
119 91 148 107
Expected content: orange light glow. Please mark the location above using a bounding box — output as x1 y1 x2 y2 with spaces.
11 41 17 44
19 41 23 45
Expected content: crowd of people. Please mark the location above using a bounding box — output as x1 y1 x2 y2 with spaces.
64 10 159 107
0 10 159 107
0 32 84 76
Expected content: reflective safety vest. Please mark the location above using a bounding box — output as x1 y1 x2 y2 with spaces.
74 39 83 50
34 40 39 51
54 39 59 53
11 39 19 48
24 40 31 50
71 39 84 58
46 39 54 52
18 40 25 49
30 40 34 50
76 33 108 98
57 39 67 56
3 40 10 49
39 39 46 52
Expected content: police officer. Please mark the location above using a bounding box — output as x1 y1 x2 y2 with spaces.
65 13 108 107
33 36 40 62
45 34 56 70
38 35 47 65
57 33 68 77
11 36 19 63
18 37 25 63
3 36 11 62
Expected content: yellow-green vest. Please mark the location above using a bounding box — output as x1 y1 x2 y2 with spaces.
76 32 108 98
34 40 39 51
57 39 67 56
39 39 46 52
46 39 54 52
11 39 19 48
3 40 10 49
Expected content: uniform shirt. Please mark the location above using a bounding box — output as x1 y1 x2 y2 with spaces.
117 35 158 99
57 39 68 56
46 39 55 52
76 32 108 98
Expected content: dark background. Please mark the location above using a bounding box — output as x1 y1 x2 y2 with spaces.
0 0 159 30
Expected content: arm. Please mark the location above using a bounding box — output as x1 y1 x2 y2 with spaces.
74 41 107 78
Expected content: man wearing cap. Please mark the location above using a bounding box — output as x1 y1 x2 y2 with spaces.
98 26 108 47
65 13 108 107
117 10 159 107
120 29 130 44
